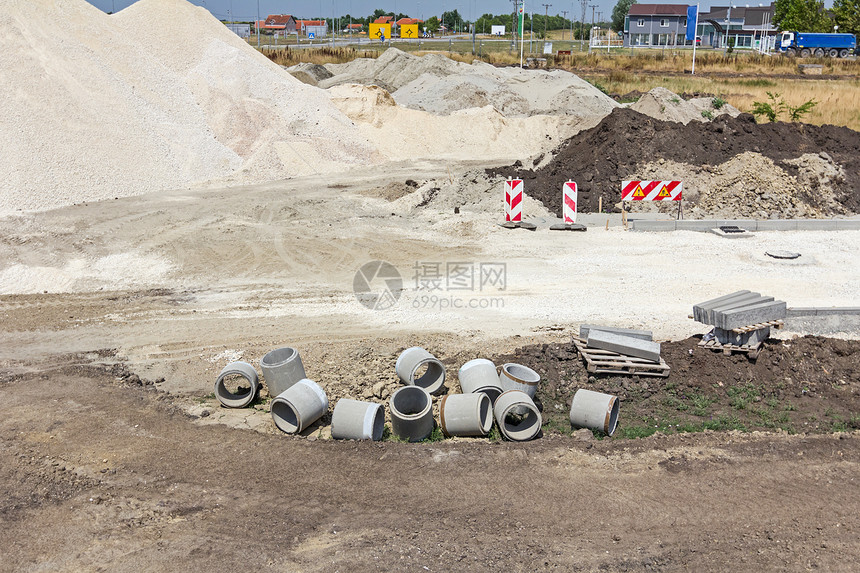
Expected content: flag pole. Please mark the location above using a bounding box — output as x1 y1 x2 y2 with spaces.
520 1 525 68
690 3 699 75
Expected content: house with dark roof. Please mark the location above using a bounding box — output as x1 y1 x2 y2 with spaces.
259 14 297 34
623 4 691 48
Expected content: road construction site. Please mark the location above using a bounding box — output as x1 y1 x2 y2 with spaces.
1 0 859 570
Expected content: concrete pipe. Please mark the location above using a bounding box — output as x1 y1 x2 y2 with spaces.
214 361 259 408
457 358 504 404
498 363 540 399
440 393 493 437
395 347 446 395
270 379 328 435
331 399 385 441
260 347 307 398
493 390 542 442
570 389 619 437
388 386 434 442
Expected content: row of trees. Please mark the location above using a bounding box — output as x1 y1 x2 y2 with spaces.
320 8 602 38
774 0 860 36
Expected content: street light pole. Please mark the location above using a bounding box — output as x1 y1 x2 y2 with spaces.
256 0 260 48
561 9 567 40
542 4 551 39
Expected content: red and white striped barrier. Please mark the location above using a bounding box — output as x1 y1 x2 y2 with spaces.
621 180 683 201
562 181 577 223
504 179 523 222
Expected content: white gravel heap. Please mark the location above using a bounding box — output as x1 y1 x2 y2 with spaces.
630 87 741 124
319 48 619 118
0 0 378 214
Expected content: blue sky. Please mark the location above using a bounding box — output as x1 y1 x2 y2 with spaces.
85 1 798 24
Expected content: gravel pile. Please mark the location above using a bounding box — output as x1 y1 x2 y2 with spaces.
0 0 377 215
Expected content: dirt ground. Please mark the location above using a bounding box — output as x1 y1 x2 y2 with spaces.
490 108 860 216
2 161 860 571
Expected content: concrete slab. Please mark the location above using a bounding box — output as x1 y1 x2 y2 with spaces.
795 220 836 231
711 227 753 238
630 220 677 232
676 220 731 232
693 290 752 323
787 307 819 317
714 326 770 347
580 325 653 341
814 307 860 316
836 220 860 231
714 301 787 330
707 293 771 325
756 220 798 232
586 330 661 363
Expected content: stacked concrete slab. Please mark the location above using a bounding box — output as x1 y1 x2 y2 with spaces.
582 325 661 364
693 290 786 346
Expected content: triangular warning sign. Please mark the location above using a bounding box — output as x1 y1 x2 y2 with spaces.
633 185 645 198
657 185 672 198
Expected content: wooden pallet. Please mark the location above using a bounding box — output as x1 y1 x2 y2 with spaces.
698 337 763 359
732 319 783 334
572 336 670 377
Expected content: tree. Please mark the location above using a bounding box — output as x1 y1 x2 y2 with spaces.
441 9 464 31
833 0 860 36
425 16 441 34
773 0 833 32
611 0 637 32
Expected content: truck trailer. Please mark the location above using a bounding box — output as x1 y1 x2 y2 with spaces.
778 31 857 58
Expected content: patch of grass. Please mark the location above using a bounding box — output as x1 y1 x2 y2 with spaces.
727 384 761 411
488 425 502 442
542 416 571 435
616 425 657 439
784 402 797 411
664 395 689 412
670 96 681 104
738 78 778 87
425 426 446 442
712 96 726 109
690 393 716 417
382 424 407 443
702 415 747 432
765 397 780 409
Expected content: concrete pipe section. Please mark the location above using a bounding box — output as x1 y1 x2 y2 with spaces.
570 389 619 436
214 361 259 408
270 379 328 435
493 390 542 442
498 363 540 399
389 386 434 442
331 399 385 441
260 347 307 398
457 358 504 404
395 347 446 395
440 393 493 437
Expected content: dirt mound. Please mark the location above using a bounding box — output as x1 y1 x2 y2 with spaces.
496 335 860 438
630 87 739 124
286 62 334 85
488 107 860 216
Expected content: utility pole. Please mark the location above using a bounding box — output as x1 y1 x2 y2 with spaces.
561 10 568 40
580 0 587 46
542 4 551 39
511 0 519 49
256 0 260 48
589 3 597 51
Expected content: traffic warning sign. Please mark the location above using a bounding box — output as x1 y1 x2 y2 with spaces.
621 180 682 201
504 179 523 222
562 181 577 223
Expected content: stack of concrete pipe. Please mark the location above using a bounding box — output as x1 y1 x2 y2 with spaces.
581 324 662 364
209 344 621 443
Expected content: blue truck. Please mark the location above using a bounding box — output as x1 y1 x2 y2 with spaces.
778 31 857 58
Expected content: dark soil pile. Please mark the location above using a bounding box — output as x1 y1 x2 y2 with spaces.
487 108 860 216
495 335 860 439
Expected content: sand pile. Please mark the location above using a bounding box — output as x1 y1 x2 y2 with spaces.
317 48 618 119
630 87 741 124
328 84 596 162
489 107 860 217
0 0 377 215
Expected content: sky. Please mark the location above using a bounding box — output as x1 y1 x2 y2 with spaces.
85 0 811 25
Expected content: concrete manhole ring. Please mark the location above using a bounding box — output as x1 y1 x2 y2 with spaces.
765 250 801 260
